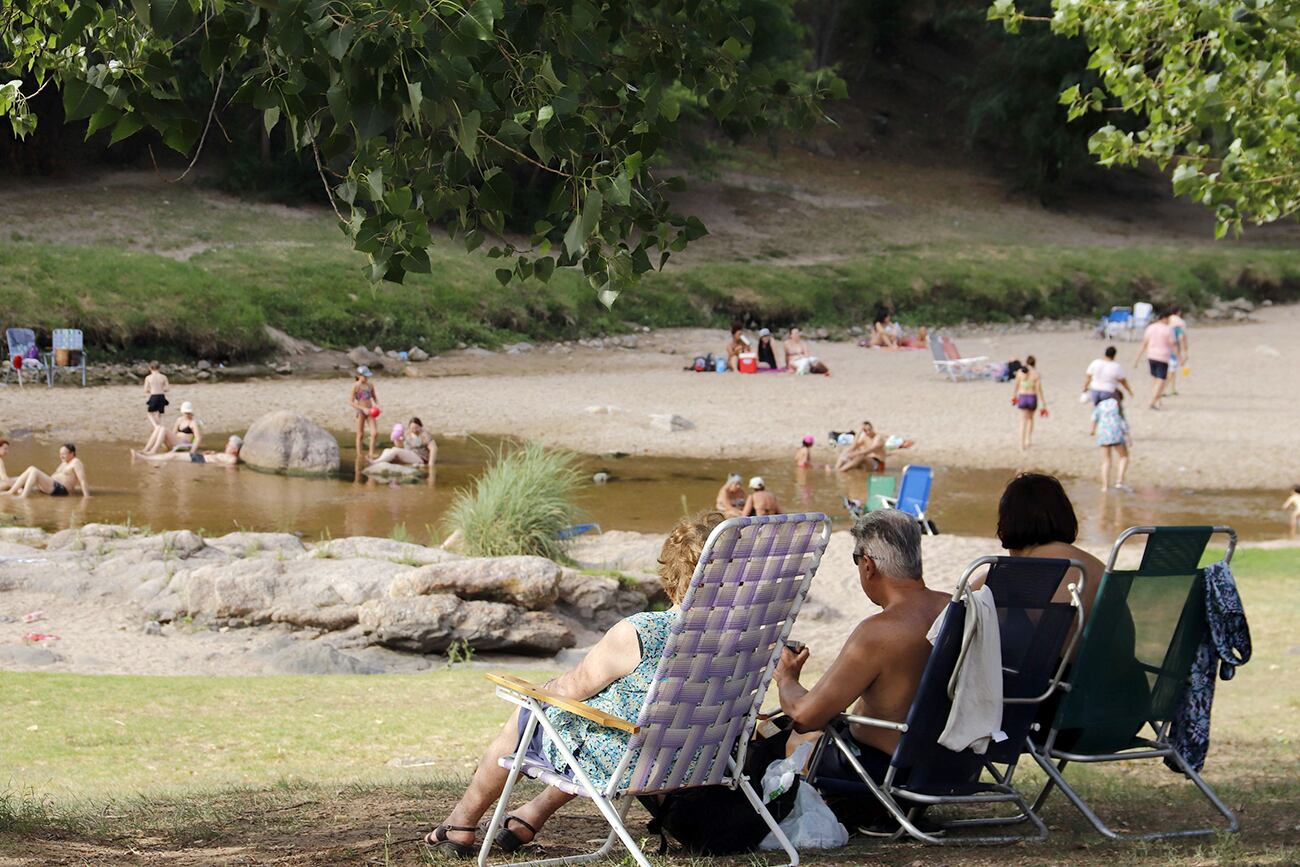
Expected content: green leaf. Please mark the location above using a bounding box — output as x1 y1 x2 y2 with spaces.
478 171 514 214
534 256 555 283
495 267 513 285
607 172 631 207
336 179 358 204
536 104 554 126
457 109 481 158
263 106 280 134
660 95 680 122
85 105 123 137
365 168 384 202
326 24 355 61
62 79 108 122
384 186 413 214
407 81 423 118
60 3 99 46
580 189 602 237
109 113 144 145
684 216 708 241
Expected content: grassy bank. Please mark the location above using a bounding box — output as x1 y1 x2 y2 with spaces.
4 237 1300 360
1 547 1295 864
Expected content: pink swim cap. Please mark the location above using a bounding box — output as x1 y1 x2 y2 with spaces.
802 435 815 446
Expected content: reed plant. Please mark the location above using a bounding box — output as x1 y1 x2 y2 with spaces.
443 441 583 560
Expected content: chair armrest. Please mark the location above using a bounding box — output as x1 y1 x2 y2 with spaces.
486 673 639 734
841 713 908 733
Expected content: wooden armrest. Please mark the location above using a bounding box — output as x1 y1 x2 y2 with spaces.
486 673 639 734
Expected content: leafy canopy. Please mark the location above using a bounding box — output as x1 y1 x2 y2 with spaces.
1 0 841 294
990 0 1300 236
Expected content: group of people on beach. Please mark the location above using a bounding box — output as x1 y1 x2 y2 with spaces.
722 323 830 375
424 472 1103 854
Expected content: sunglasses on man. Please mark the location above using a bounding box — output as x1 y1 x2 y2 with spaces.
852 551 874 567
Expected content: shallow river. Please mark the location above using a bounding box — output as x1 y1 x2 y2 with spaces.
0 435 1287 546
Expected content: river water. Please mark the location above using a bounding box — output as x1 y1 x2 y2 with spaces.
0 435 1287 545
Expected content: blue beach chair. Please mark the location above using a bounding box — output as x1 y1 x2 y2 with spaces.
806 555 1086 844
881 465 934 534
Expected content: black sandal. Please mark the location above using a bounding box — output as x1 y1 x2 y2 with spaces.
423 824 478 859
493 815 539 853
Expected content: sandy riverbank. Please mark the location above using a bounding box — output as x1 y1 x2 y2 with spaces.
2 306 1297 492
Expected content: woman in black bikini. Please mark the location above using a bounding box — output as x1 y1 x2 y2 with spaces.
142 401 202 454
349 366 380 461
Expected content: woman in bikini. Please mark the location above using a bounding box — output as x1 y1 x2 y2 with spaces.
371 417 437 469
142 401 202 454
1011 355 1047 451
350 366 380 461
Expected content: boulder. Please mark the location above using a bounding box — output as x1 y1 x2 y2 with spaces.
556 568 648 628
358 595 573 654
46 524 136 551
569 530 665 574
0 527 47 546
207 531 307 558
362 461 423 480
388 556 561 609
649 413 694 432
241 411 340 475
311 537 459 566
347 346 385 369
264 641 382 675
408 346 429 362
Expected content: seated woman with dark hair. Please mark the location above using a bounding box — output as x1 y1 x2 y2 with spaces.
993 472 1103 648
423 510 725 858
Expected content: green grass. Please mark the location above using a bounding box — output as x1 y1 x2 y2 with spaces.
444 441 584 560
4 174 1300 360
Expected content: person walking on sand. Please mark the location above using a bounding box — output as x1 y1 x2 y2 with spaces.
1082 346 1133 405
3 443 90 498
143 361 170 432
1091 391 1132 492
1134 307 1178 409
715 473 746 517
350 366 380 460
741 476 783 516
1165 305 1190 396
1011 355 1047 450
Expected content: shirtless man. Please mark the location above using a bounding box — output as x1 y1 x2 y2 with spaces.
725 322 749 371
782 327 828 375
4 443 90 498
715 473 746 517
133 435 242 466
836 421 916 472
775 509 947 821
741 476 783 516
143 361 170 431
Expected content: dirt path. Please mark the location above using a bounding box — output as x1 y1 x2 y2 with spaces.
4 307 1296 492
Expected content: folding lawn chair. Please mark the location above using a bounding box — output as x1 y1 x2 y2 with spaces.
1101 307 1133 341
1130 302 1153 335
880 465 934 534
867 474 896 512
1027 525 1241 840
47 328 87 387
482 512 833 867
3 328 45 387
806 554 1087 844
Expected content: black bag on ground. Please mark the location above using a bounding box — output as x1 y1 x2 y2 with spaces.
637 730 797 855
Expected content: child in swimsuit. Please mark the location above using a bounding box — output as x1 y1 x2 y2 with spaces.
795 436 814 468
350 366 380 461
143 361 169 431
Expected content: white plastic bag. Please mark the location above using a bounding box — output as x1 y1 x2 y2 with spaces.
758 743 849 851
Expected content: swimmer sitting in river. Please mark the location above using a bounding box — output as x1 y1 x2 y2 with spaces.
133 435 242 466
715 473 746 518
795 436 814 468
3 443 90 498
741 476 783 517
370 417 437 469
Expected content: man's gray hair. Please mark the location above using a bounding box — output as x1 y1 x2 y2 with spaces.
850 509 923 581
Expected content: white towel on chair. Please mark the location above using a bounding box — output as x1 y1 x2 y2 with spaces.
927 585 1006 754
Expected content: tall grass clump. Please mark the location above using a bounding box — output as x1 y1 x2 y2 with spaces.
443 442 583 560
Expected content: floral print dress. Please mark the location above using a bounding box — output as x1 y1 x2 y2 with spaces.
542 610 676 791
1092 398 1129 447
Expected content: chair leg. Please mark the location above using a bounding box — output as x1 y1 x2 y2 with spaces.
733 760 799 867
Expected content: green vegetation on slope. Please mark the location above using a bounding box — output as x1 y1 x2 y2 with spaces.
4 236 1300 360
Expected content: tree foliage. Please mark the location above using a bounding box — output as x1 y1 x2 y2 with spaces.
1 0 841 293
991 0 1300 235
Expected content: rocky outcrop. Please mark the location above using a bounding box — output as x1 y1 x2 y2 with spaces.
361 461 422 480
556 568 648 630
208 532 307 559
387 556 560 609
241 411 340 475
310 537 459 566
358 596 573 655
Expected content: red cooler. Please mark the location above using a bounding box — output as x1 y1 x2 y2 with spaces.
738 353 758 374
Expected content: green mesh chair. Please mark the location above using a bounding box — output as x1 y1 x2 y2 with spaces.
866 474 896 512
1027 525 1239 840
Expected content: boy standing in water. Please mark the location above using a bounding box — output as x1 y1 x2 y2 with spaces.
1284 485 1300 536
143 361 170 432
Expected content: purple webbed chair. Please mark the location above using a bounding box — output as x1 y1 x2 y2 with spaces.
482 512 832 867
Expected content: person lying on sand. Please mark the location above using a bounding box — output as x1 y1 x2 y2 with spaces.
835 421 915 472
370 417 437 468
783 327 829 375
4 443 90 498
132 435 242 466
421 511 723 857
774 510 948 831
742 476 783 516
715 473 746 517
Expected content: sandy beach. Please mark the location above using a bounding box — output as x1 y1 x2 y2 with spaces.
3 305 1296 492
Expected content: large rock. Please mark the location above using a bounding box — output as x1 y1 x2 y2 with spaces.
358 595 573 654
311 537 460 567
207 532 307 559
241 411 340 475
45 524 136 551
387 556 561 610
347 346 385 369
362 461 423 480
569 530 665 574
556 568 648 628
264 641 381 675
0 645 61 668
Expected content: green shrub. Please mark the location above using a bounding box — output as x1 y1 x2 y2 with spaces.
443 442 583 560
